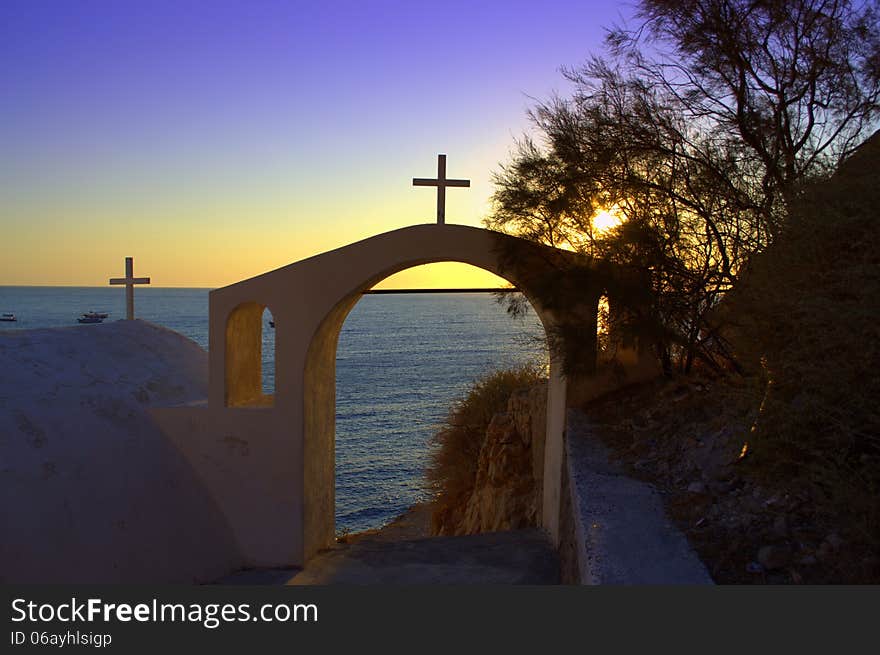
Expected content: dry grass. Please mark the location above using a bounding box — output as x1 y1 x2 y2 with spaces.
426 364 545 535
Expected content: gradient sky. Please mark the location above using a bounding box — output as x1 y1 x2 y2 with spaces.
1 0 631 288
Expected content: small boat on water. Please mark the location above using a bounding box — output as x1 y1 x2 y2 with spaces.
77 311 108 324
0 313 16 322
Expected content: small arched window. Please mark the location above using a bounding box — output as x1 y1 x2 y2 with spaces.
224 302 274 407
262 308 276 397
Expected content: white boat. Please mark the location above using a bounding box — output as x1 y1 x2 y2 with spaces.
0 313 16 322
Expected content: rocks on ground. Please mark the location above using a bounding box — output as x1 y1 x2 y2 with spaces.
582 376 879 584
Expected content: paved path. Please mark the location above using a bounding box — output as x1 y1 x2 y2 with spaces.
218 527 560 585
565 409 713 584
287 529 559 584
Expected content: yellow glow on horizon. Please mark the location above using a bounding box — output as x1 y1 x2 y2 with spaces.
0 161 495 287
373 263 512 290
0 216 513 289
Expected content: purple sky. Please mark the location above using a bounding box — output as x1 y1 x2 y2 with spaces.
1 0 634 286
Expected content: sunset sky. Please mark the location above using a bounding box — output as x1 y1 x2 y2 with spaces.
1 0 630 288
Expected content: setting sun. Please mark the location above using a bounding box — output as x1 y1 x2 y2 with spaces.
592 208 624 234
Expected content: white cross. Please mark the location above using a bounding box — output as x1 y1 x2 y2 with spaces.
109 257 150 320
412 154 470 224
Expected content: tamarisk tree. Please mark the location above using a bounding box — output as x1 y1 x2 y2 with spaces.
488 0 880 373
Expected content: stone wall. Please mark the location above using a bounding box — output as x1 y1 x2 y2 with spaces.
556 449 581 584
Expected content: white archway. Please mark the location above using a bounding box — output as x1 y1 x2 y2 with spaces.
153 224 603 567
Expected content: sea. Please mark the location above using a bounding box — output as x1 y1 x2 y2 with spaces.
0 286 546 534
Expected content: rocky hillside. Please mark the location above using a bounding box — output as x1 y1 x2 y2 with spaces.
583 375 878 583
426 126 880 579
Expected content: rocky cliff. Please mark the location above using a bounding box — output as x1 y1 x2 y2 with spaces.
441 383 547 535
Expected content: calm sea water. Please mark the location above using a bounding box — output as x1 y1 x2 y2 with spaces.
0 286 545 533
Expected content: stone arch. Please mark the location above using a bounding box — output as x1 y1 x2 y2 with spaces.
156 224 614 568
297 227 572 560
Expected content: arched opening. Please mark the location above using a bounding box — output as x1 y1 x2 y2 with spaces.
334 263 547 537
224 302 275 407
597 293 612 362
302 253 565 559
262 307 276 396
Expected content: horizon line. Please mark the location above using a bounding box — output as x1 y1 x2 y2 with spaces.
0 284 518 292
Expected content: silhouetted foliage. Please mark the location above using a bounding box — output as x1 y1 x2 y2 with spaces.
630 0 880 232
488 0 880 373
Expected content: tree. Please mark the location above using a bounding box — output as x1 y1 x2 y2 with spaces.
488 0 880 373
622 0 880 237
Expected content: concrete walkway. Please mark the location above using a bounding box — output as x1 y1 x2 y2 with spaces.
565 409 713 584
287 529 559 585
218 528 560 585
